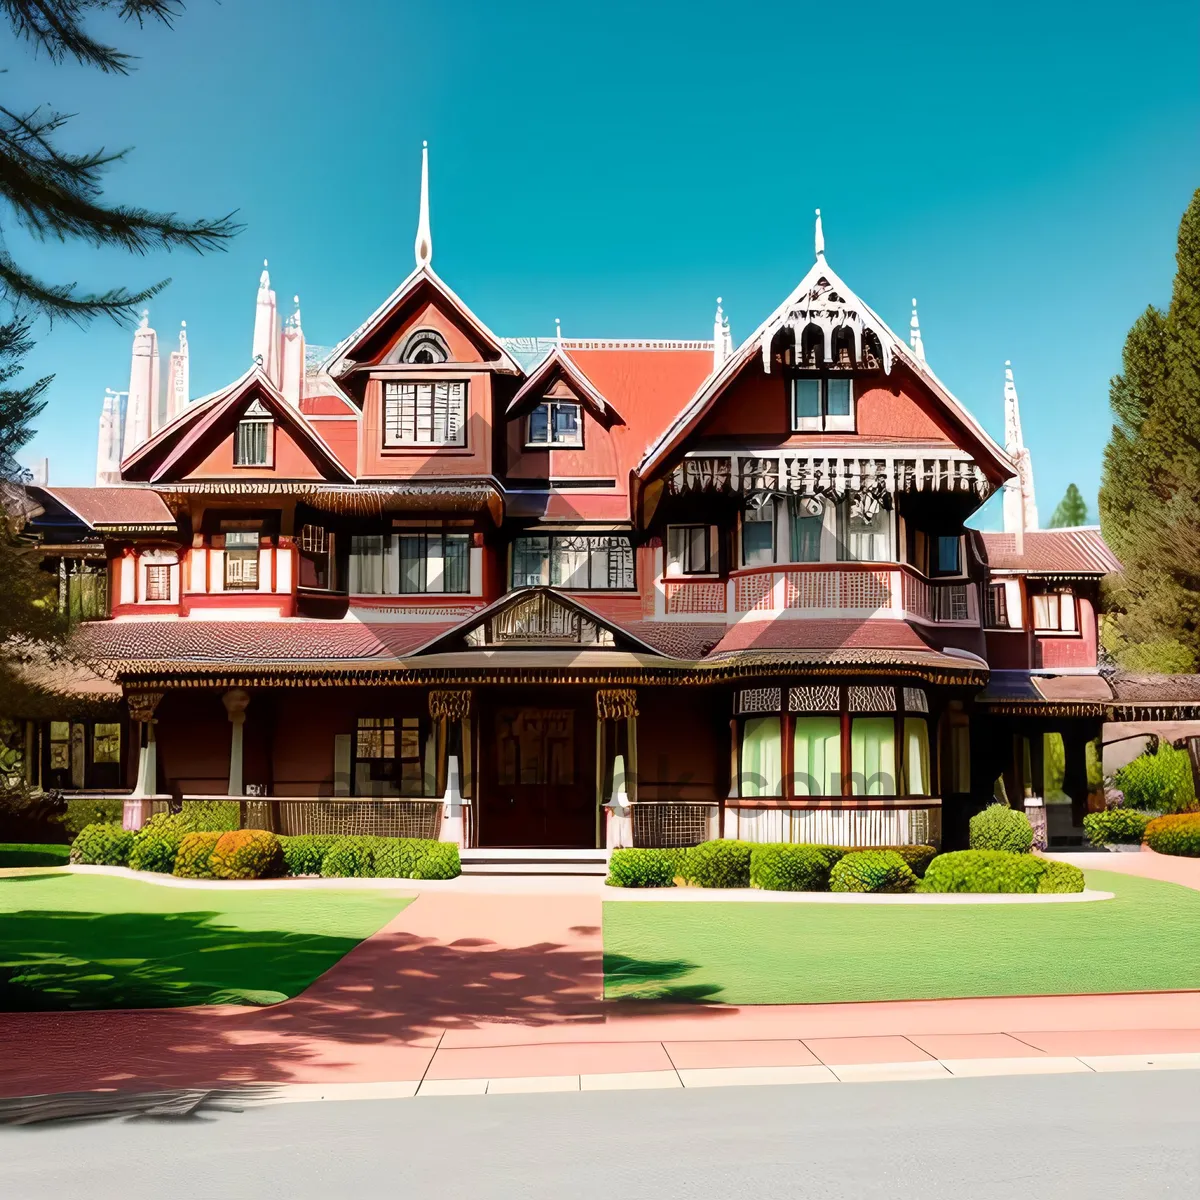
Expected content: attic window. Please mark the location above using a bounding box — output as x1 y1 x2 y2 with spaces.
792 377 854 432
400 329 450 364
528 401 582 447
234 398 273 466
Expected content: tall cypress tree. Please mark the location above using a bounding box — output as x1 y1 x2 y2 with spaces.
1048 483 1089 528
1099 191 1200 673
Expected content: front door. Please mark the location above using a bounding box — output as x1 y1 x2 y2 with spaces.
482 702 595 847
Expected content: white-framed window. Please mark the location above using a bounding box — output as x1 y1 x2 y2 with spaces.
348 532 471 595
837 499 891 562
512 534 635 590
234 399 273 466
666 525 715 576
383 381 466 447
792 376 855 432
1032 590 1077 632
223 529 260 590
527 401 582 447
741 500 776 566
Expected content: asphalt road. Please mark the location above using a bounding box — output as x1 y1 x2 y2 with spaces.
4 1071 1198 1198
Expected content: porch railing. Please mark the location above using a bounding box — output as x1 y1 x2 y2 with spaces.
158 796 445 840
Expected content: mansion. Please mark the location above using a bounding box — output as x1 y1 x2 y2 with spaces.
19 146 1169 856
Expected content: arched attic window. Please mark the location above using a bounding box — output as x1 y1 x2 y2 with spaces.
399 328 450 364
831 326 857 367
799 324 825 368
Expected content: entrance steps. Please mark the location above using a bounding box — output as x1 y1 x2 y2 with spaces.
459 848 610 877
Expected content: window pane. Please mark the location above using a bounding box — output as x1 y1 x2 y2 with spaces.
740 716 782 797
666 527 687 576
350 535 384 594
399 535 425 593
512 537 549 586
793 716 841 797
851 716 896 796
794 379 820 423
1032 593 1056 629
225 550 259 589
826 377 852 417
528 405 549 444
788 500 822 563
551 537 589 588
552 403 580 444
605 537 635 588
743 503 774 566
687 526 709 572
935 536 960 574
904 718 930 796
1059 592 1077 632
987 584 1008 628
443 534 469 593
840 501 890 562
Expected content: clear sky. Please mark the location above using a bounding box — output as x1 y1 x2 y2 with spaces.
9 0 1199 527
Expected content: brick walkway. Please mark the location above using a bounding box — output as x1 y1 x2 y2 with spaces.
1 850 1198 1099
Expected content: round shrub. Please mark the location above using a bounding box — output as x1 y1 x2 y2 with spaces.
128 811 196 874
681 840 752 888
412 842 461 880
1036 859 1085 893
320 836 378 878
280 834 340 877
750 844 840 891
210 829 284 880
1115 745 1197 814
607 848 679 888
969 804 1034 854
885 844 938 878
1144 813 1200 857
918 849 1046 893
173 831 223 879
829 849 917 894
1082 808 1152 847
69 821 133 866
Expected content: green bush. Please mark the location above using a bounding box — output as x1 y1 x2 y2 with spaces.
320 836 378 878
1144 813 1200 857
607 847 681 888
173 831 223 879
1115 746 1197 814
318 835 462 879
69 822 133 866
180 799 241 832
64 798 124 839
280 834 340 877
1036 859 1086 893
681 839 753 888
412 842 461 880
829 849 917 894
969 804 1034 854
0 842 70 867
210 829 284 880
372 837 439 878
1082 808 1153 847
749 844 842 891
886 844 938 877
918 850 1047 893
128 811 196 874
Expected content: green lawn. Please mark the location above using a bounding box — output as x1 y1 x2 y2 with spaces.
603 870 1200 1005
0 843 69 868
0 872 411 1011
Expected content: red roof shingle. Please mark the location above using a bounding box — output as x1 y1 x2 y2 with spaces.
980 528 1121 575
42 487 175 529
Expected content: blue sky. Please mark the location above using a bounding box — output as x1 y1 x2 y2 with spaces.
9 0 1199 527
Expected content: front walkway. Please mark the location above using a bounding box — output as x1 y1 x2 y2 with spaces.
2 850 1199 1100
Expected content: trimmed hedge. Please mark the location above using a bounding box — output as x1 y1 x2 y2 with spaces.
829 849 918 894
318 835 463 880
173 831 223 879
128 812 196 874
608 847 683 888
1115 745 1197 814
210 830 284 880
1082 808 1153 848
969 804 1034 854
179 799 240 832
412 842 462 880
919 850 1070 894
681 840 753 888
320 836 377 878
280 834 340 877
1036 859 1086 893
69 822 133 866
64 798 124 839
1144 813 1200 857
749 844 842 892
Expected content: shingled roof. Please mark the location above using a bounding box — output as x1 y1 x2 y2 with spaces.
979 528 1121 575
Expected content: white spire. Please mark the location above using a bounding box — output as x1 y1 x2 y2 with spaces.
909 297 925 362
712 297 733 371
252 259 281 385
555 317 562 346
1001 360 1039 541
96 388 126 484
122 309 159 457
164 320 189 424
414 141 432 268
814 208 825 260
281 293 306 407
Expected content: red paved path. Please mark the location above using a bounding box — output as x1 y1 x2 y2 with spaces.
1 852 1199 1097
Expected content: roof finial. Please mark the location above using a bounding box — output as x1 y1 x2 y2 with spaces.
414 140 432 269
139 308 149 328
909 297 925 362
555 317 562 346
713 297 730 371
814 208 825 260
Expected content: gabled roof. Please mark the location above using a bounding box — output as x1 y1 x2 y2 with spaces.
980 528 1122 575
507 347 616 419
321 265 520 378
122 367 353 484
31 486 175 531
637 254 1017 485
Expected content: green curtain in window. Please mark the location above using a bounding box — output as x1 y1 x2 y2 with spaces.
787 498 822 562
740 716 782 797
851 716 896 795
904 717 930 796
793 716 841 796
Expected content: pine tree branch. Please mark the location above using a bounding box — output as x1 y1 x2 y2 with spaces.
0 248 167 325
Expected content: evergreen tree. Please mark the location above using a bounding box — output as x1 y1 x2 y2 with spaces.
1099 191 1200 673
1048 483 1089 528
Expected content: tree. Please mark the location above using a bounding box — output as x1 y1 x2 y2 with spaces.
1099 190 1200 674
1 1 240 324
1047 483 1089 528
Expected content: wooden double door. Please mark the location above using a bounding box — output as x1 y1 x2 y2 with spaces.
480 693 596 847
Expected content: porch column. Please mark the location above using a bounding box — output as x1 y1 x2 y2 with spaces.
597 689 638 850
125 691 163 830
1062 727 1092 829
222 688 250 797
429 689 472 847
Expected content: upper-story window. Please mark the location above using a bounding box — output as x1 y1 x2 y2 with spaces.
400 329 450 364
1032 589 1077 633
349 532 470 595
527 401 582 447
837 499 891 562
792 376 854 432
742 500 776 567
512 534 635 590
234 399 273 466
666 525 715 576
932 535 962 576
383 381 466 447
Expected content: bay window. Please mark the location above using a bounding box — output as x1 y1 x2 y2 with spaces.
349 532 471 595
511 534 635 590
792 716 841 796
1032 590 1077 632
739 716 782 798
792 376 854 431
383 381 466 447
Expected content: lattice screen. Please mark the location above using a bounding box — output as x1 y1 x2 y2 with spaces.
737 687 783 714
789 685 840 712
902 686 929 713
632 803 714 848
848 686 896 713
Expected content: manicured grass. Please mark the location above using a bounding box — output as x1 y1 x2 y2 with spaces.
0 872 411 1011
0 843 69 868
603 870 1200 1005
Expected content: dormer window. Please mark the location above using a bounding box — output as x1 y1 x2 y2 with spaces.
234 399 273 466
527 401 582 447
383 381 466 446
400 328 450 364
792 377 854 432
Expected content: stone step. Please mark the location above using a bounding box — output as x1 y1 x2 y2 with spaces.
459 848 610 876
